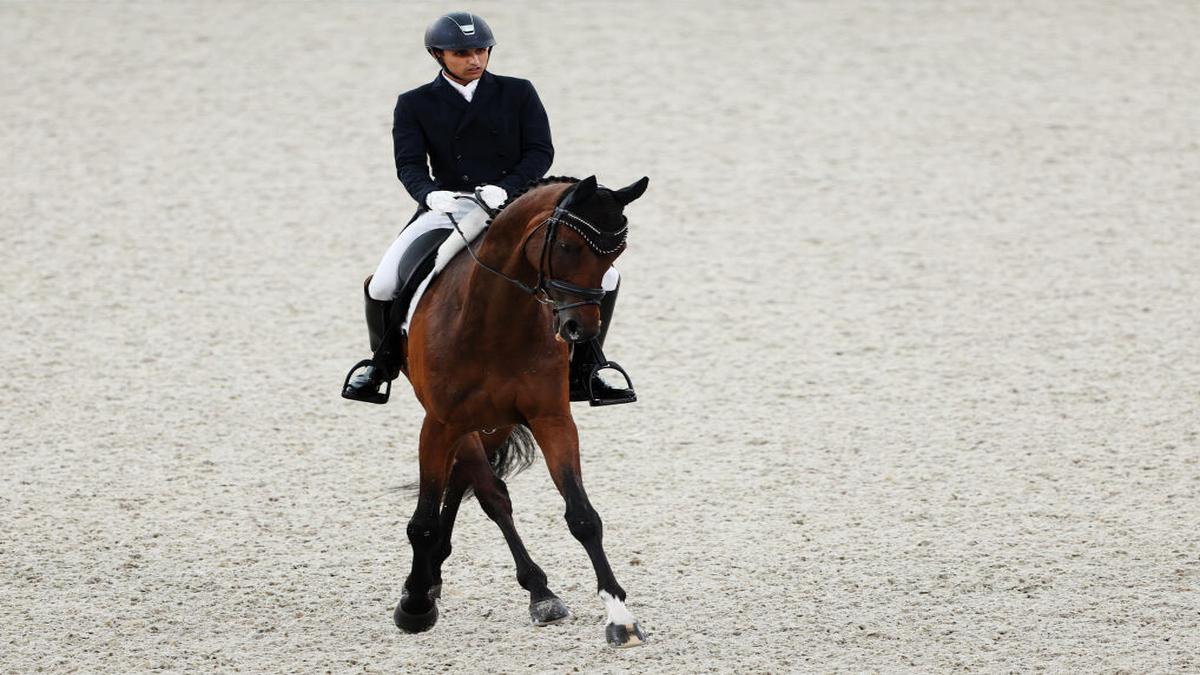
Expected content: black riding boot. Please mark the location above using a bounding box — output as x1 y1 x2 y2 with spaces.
341 282 398 404
569 282 637 406
341 229 454 405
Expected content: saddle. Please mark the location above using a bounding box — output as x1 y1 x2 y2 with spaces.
385 204 491 363
342 203 491 404
397 204 491 333
391 226 453 335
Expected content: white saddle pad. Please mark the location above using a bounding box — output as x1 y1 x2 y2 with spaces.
401 206 490 332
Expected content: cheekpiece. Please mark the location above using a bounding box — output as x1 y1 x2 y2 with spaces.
549 207 628 255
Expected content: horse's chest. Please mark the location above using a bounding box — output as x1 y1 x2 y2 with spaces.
421 366 521 426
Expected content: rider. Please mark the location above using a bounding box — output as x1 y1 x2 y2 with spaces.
342 11 636 406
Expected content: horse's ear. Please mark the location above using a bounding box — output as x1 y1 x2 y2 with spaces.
613 176 649 206
560 175 597 209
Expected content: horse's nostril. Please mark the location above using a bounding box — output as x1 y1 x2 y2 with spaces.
562 319 581 339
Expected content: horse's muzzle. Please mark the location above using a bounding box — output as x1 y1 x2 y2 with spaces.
555 312 599 344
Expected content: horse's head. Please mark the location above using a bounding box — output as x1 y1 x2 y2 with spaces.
524 175 649 343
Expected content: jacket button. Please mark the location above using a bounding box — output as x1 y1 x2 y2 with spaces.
501 170 508 175
456 154 462 159
461 174 470 181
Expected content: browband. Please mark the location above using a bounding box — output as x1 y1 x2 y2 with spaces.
546 207 627 255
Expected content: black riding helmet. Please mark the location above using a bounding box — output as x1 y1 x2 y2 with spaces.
424 12 496 52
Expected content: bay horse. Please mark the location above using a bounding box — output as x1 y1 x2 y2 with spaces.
392 175 649 648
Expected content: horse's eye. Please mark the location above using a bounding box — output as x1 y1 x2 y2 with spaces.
557 241 577 253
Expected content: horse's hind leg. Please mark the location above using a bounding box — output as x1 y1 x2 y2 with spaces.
460 431 570 626
395 417 459 633
529 415 646 647
428 452 473 600
425 431 567 625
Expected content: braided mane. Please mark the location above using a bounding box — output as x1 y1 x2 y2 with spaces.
487 175 580 224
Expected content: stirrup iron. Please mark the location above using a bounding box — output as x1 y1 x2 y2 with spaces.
341 359 392 405
584 360 636 407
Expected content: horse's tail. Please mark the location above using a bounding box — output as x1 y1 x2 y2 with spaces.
487 424 537 482
460 425 537 500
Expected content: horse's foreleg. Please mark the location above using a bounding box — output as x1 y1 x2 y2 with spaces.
464 431 570 626
395 417 459 633
529 415 646 648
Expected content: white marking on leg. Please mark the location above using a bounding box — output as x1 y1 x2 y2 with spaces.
598 590 636 626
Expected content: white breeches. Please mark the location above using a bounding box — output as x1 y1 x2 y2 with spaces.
367 195 621 302
368 199 478 301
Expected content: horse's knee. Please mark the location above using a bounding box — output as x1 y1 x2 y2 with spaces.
367 273 395 302
565 505 602 542
407 516 439 549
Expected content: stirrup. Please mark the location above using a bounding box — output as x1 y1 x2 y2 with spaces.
582 360 637 407
341 359 391 404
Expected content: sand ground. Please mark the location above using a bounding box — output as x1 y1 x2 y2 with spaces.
2 1 1198 672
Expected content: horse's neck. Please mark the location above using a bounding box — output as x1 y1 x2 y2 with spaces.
461 222 544 331
449 193 564 347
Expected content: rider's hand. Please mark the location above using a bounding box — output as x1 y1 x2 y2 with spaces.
425 190 458 213
478 185 508 210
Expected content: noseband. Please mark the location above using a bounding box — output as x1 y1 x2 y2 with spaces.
450 192 626 316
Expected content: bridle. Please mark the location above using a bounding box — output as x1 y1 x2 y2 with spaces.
448 190 626 316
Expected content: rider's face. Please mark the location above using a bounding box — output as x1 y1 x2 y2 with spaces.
438 47 490 84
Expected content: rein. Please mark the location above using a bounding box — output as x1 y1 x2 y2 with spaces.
448 191 617 315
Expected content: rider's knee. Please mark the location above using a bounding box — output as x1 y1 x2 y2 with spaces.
368 274 396 301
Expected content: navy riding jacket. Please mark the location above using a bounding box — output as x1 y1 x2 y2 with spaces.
392 71 554 207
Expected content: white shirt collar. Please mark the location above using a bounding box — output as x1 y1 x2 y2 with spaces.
441 72 480 102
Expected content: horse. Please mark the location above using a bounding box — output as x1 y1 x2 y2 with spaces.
389 174 650 648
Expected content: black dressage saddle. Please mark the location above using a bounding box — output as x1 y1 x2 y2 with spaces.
390 224 453 331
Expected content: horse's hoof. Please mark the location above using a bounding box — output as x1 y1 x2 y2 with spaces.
605 621 647 648
394 594 439 633
529 596 570 626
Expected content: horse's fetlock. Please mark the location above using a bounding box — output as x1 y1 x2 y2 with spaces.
600 585 627 603
517 567 548 591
